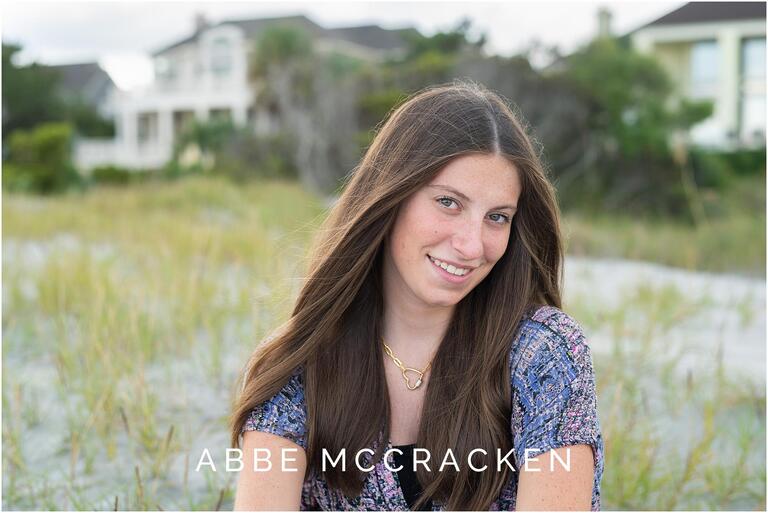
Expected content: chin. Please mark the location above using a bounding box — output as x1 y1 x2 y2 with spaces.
423 293 463 308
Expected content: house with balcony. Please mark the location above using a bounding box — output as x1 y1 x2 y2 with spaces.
630 2 766 149
75 14 416 171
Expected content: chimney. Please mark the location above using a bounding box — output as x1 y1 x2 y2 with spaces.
194 12 209 33
597 7 612 38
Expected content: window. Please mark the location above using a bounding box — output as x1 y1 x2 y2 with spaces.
740 37 766 143
211 37 231 75
155 56 176 82
743 37 766 82
690 40 718 99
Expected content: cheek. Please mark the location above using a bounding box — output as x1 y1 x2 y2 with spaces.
389 209 429 262
485 234 511 265
398 206 445 248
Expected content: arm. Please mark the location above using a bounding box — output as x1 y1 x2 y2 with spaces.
510 307 605 511
515 444 595 511
234 430 308 511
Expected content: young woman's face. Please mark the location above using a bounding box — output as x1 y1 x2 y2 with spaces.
384 153 522 309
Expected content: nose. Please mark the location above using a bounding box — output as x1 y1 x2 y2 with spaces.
451 216 484 262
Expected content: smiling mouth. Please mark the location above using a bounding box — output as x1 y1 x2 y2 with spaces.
427 255 474 277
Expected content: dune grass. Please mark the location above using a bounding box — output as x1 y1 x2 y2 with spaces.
565 277 765 510
2 175 765 509
3 177 326 509
562 175 766 277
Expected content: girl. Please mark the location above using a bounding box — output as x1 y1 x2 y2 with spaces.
230 81 604 511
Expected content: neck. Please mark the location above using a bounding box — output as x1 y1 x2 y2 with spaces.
381 286 453 362
379 243 456 364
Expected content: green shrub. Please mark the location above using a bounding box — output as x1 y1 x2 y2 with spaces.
67 99 115 138
213 131 298 182
90 165 150 185
173 119 236 163
689 147 767 190
689 149 734 189
719 147 766 177
4 122 82 193
2 162 36 192
159 159 205 181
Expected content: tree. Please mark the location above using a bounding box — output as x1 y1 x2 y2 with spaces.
2 43 115 144
401 18 486 61
556 37 713 216
394 18 488 90
2 43 66 140
352 19 490 135
65 97 115 137
249 25 360 192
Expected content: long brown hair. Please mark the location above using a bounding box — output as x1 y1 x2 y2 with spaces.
230 80 563 510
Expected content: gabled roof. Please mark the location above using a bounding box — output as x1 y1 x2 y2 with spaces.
45 61 114 104
325 25 420 51
223 14 326 40
640 1 765 29
151 14 415 56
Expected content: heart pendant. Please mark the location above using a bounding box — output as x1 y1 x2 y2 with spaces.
401 368 424 390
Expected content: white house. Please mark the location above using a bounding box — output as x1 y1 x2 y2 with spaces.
630 2 766 149
75 14 416 171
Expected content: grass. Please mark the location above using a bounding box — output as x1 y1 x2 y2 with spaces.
565 275 765 510
3 176 326 509
2 175 765 509
563 211 765 277
563 174 766 277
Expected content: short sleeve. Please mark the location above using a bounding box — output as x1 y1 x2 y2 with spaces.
241 368 308 450
510 307 604 506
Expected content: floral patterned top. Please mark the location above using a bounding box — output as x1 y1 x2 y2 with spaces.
241 305 605 510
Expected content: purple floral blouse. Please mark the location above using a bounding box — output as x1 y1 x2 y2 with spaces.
241 305 604 510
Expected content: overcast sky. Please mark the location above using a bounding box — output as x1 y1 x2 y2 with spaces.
2 0 684 89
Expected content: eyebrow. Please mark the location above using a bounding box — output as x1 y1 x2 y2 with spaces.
427 184 518 211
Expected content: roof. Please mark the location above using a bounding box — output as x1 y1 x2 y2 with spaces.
45 62 114 105
640 1 765 29
224 14 326 39
325 25 420 51
545 1 764 71
151 14 415 56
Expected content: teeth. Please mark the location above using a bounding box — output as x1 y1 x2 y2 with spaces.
429 256 469 276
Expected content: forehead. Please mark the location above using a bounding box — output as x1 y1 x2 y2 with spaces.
427 153 521 202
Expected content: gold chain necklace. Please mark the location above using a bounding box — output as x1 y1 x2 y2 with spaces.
382 340 433 391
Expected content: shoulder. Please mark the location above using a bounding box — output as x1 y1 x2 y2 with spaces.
282 366 306 402
242 366 308 449
255 366 305 409
509 305 593 378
